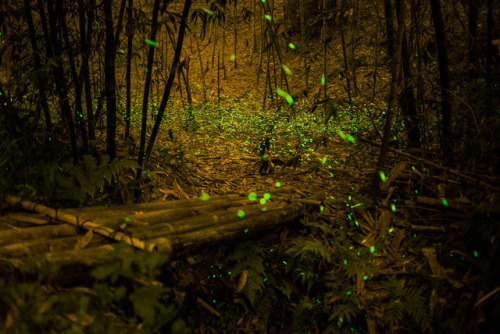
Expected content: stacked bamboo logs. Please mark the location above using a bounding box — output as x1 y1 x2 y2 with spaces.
0 188 325 271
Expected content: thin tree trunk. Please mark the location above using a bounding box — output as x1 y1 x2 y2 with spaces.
58 0 88 153
46 0 79 163
371 0 405 197
384 0 395 58
485 0 494 118
211 17 218 67
217 51 220 104
256 9 264 85
23 0 52 139
467 0 478 81
194 36 208 104
222 19 226 79
322 0 328 100
252 0 257 53
429 0 454 164
259 1 293 106
125 0 134 139
137 0 161 169
233 0 237 68
104 0 117 159
78 0 95 143
144 0 192 163
396 0 420 149
114 0 127 49
180 60 194 129
300 0 308 91
339 13 352 105
348 0 359 95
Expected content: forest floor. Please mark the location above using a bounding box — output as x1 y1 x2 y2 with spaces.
109 1 388 205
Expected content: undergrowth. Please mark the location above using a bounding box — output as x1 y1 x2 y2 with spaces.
2 200 498 333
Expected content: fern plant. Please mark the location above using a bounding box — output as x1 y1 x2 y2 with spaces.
283 217 377 332
381 275 432 331
40 154 138 204
226 241 267 307
0 139 37 199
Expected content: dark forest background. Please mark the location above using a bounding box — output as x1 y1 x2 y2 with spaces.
0 0 499 332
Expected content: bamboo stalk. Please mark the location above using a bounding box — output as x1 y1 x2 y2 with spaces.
4 196 172 254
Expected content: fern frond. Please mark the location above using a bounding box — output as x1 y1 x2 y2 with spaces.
384 300 404 327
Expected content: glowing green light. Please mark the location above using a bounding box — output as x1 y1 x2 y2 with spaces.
248 192 258 201
276 88 286 97
363 275 368 280
370 246 375 253
201 7 214 15
230 54 236 61
237 210 245 217
346 134 356 143
378 170 386 182
321 74 325 85
265 14 271 21
244 228 249 233
124 217 130 223
281 63 292 75
288 43 295 49
390 203 396 212
145 39 157 46
320 205 324 212
441 198 448 206
275 182 281 188
263 193 271 200
473 251 478 257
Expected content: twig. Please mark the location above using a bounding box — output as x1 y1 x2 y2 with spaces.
360 139 500 191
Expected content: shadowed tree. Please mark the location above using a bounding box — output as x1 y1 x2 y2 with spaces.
232 0 237 68
45 0 79 163
23 0 52 140
125 0 134 139
144 0 192 163
429 0 454 164
77 0 96 143
104 0 117 159
137 0 162 173
191 7 209 104
396 0 420 149
371 0 405 197
57 0 88 153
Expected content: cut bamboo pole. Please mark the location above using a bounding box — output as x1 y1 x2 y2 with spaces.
4 196 172 254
